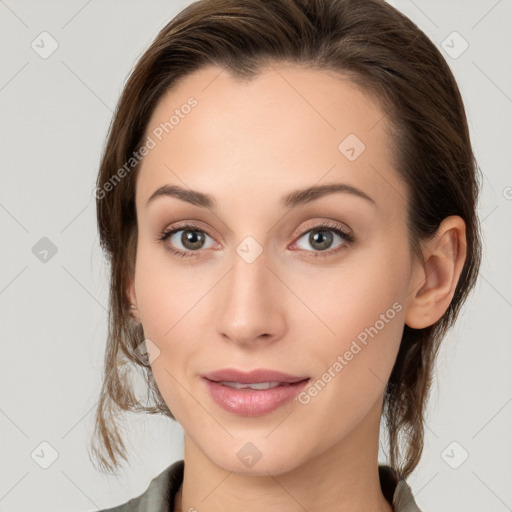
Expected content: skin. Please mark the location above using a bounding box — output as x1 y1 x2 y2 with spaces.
127 63 466 512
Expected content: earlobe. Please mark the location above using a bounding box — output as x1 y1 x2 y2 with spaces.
126 276 136 304
405 216 467 329
126 277 140 321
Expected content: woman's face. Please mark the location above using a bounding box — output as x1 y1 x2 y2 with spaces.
130 63 418 474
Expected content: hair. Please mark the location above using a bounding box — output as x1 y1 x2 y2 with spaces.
91 0 482 481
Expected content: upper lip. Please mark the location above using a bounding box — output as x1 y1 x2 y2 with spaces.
202 368 310 384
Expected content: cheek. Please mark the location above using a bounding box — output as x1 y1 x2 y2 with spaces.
288 236 410 347
134 239 206 337
134 256 204 420
133 240 213 364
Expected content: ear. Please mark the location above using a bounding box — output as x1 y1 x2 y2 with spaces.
126 275 140 322
405 216 467 329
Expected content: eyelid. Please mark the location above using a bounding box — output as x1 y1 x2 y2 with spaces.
293 219 353 239
161 220 217 241
159 223 218 246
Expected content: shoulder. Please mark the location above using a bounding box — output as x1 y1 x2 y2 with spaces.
97 459 184 512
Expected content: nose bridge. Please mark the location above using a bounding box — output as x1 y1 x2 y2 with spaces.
216 240 285 344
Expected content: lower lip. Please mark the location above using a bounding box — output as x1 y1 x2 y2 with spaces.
203 378 310 416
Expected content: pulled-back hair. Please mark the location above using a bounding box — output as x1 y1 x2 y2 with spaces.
92 0 482 480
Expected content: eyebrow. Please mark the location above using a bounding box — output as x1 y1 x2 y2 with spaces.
145 182 376 210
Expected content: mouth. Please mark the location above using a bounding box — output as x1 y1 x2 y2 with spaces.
201 368 309 384
212 381 301 390
201 368 310 416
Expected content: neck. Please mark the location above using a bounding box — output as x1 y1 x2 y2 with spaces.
175 399 393 512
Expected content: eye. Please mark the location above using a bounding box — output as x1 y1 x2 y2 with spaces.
158 224 216 257
292 221 354 256
158 220 354 259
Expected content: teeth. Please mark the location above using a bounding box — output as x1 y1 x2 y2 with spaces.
218 381 282 390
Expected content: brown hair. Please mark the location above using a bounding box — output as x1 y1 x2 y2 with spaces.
91 0 482 480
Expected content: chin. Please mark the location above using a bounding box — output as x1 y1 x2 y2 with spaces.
206 439 309 476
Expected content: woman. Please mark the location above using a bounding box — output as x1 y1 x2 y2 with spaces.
91 0 481 510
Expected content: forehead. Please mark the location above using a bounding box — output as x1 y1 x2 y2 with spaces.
136 63 405 214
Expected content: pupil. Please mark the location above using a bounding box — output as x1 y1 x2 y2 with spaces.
310 229 333 250
182 230 204 250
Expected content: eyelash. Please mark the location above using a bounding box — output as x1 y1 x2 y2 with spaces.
157 221 355 259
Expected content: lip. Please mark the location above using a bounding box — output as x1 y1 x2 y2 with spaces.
201 368 310 417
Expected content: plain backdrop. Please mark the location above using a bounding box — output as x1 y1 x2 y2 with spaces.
1 1 511 511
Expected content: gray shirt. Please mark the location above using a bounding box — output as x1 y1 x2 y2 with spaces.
98 459 422 511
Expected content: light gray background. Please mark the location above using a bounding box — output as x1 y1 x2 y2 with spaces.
1 1 511 511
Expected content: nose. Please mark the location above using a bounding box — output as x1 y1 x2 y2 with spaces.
215 246 287 347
